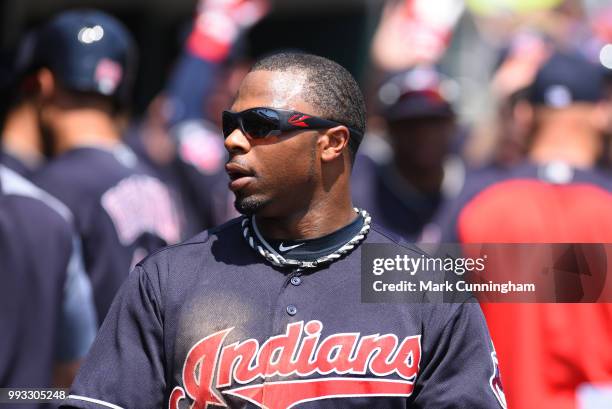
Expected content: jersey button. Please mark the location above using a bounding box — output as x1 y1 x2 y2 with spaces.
290 276 302 286
286 304 298 316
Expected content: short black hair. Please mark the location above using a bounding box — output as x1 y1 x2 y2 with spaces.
251 52 366 156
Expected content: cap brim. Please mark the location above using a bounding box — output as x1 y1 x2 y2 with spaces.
383 101 454 121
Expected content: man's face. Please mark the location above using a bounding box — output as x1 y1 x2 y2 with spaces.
224 70 321 217
388 116 455 169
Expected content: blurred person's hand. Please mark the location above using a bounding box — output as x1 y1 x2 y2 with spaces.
491 31 551 100
371 0 464 71
188 0 270 61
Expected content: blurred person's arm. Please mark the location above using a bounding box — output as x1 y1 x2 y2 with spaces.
370 0 464 71
165 0 269 126
53 236 97 388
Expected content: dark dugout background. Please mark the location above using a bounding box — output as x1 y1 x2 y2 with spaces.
0 0 378 116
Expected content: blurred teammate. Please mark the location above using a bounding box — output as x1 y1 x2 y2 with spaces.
434 51 612 409
0 163 97 407
31 10 183 322
352 66 463 241
128 0 268 234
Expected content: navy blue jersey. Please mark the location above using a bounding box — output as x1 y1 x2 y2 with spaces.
0 165 96 408
62 218 505 409
34 145 183 322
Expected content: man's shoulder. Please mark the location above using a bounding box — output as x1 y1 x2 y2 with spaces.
0 151 32 178
367 222 425 255
33 146 167 210
0 172 73 262
0 164 73 225
572 166 612 191
138 217 246 268
458 165 513 202
460 162 612 210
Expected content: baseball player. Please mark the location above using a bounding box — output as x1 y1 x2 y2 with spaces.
431 51 612 409
61 53 505 409
0 163 97 407
351 66 463 241
30 10 184 322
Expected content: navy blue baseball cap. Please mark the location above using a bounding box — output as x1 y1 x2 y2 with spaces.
29 9 136 105
0 48 17 92
377 66 457 121
528 51 604 107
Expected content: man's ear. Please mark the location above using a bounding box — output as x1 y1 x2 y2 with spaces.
36 68 56 100
319 126 350 163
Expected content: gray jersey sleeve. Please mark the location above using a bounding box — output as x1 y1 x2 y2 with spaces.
55 236 98 362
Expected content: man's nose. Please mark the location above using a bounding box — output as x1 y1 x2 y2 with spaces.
224 128 251 154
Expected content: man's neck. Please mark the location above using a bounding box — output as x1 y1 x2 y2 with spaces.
254 193 357 241
529 125 600 168
51 110 121 154
2 103 43 164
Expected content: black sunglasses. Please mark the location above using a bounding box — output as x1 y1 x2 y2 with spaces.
222 107 363 150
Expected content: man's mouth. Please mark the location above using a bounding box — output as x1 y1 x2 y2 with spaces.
225 162 256 191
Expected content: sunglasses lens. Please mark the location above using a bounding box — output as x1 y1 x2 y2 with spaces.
222 111 239 138
242 108 280 139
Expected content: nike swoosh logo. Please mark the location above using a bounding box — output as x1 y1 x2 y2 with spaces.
278 242 305 252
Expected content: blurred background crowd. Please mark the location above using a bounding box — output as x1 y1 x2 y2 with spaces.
1 0 612 408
